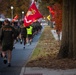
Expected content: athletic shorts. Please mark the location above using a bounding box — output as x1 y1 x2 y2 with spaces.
2 44 13 51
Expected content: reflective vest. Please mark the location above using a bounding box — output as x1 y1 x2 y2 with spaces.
27 26 33 34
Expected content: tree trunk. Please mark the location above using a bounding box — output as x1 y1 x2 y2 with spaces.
58 0 76 58
58 0 69 58
68 0 73 58
73 0 76 58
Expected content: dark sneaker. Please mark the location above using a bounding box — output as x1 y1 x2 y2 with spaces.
20 40 22 44
8 63 11 67
20 42 22 44
13 47 15 49
23 47 25 49
3 56 7 64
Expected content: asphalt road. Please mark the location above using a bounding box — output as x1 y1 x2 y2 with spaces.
0 27 44 75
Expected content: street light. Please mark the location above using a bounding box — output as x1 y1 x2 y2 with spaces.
11 6 14 19
22 11 24 20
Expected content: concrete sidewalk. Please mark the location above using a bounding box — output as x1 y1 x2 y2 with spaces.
20 67 76 75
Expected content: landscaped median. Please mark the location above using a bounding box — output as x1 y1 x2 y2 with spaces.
25 25 76 69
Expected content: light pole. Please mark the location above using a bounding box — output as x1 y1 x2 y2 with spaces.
11 6 13 19
22 11 24 20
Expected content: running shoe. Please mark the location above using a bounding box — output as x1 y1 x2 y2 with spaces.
3 56 7 64
8 63 11 67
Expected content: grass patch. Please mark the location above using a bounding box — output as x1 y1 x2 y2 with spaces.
25 25 76 69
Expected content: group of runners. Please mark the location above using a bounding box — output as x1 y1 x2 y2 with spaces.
0 19 42 67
